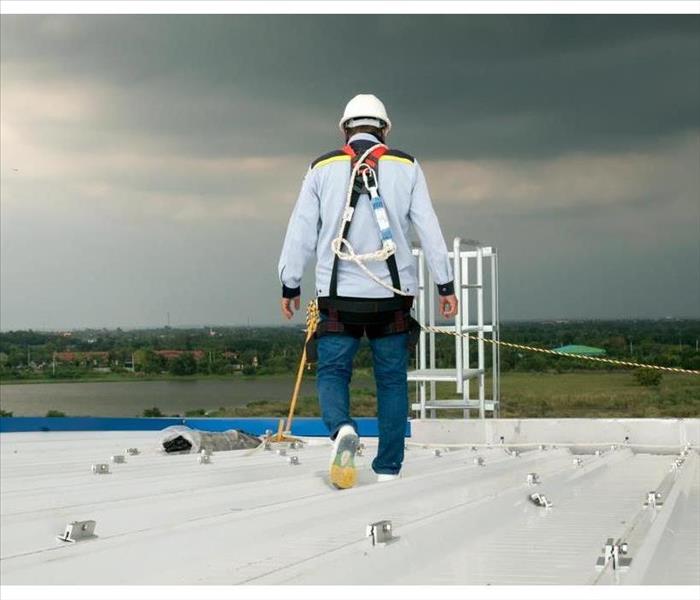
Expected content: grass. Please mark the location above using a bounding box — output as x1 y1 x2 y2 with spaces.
209 387 378 418
495 371 699 418
200 371 700 419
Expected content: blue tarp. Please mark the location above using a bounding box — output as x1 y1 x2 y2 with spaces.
0 416 411 437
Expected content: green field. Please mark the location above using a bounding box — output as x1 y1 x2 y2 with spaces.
209 370 699 419
492 371 698 418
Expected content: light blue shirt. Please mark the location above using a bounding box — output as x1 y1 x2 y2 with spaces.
278 133 453 298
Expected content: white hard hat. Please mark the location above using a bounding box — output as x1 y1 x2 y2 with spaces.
339 94 392 134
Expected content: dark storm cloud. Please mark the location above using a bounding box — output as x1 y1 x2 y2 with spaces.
2 15 698 159
1 15 698 328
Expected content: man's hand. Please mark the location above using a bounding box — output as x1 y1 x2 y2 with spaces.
281 296 301 320
439 294 459 319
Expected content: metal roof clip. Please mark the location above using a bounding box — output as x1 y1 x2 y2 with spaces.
644 491 663 509
529 492 552 508
125 448 140 456
596 538 631 571
366 520 393 546
111 455 125 464
526 472 540 485
57 520 97 543
91 463 110 475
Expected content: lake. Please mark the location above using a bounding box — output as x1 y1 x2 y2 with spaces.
0 376 376 417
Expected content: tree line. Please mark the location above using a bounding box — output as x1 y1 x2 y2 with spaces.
1 319 698 381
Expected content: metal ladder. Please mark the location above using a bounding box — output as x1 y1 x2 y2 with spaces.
409 237 500 418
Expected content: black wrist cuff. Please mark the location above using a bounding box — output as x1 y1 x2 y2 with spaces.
282 285 301 299
437 281 455 296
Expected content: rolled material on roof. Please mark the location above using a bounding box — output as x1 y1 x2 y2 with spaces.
160 425 261 453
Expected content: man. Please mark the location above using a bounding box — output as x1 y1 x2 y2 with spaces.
278 94 458 489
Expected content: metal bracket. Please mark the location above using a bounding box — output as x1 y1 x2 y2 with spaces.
111 455 125 464
526 472 540 485
125 448 140 456
644 491 663 509
573 457 583 468
596 538 632 571
288 455 299 465
277 448 287 457
433 449 442 457
366 520 393 546
529 492 552 508
473 456 485 467
91 463 110 475
57 520 97 543
198 454 211 464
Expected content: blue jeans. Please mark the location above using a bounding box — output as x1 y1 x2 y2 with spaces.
316 332 409 475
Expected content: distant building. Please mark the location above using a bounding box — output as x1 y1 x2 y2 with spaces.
551 345 606 356
154 350 205 361
54 351 110 366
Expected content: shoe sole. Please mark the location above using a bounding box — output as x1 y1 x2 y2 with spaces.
329 432 359 489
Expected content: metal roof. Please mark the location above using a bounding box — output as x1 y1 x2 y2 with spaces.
1 423 697 586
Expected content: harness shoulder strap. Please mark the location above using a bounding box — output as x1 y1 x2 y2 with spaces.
329 144 402 299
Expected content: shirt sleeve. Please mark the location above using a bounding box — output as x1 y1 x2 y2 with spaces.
277 167 320 297
409 160 454 294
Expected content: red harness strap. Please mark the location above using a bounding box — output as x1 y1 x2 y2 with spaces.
342 144 388 169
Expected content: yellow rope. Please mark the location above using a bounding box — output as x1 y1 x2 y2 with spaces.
421 325 700 375
281 300 320 434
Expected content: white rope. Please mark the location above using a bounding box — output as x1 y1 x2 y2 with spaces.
331 143 410 297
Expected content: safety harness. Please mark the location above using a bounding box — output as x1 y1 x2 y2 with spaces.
315 141 418 344
321 142 411 314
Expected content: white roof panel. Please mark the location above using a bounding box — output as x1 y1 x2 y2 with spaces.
1 428 698 585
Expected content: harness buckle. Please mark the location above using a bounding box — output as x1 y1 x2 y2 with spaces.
361 167 379 197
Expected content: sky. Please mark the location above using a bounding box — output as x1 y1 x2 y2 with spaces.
1 14 699 329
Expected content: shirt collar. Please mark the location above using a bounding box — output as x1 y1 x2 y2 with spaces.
347 132 382 145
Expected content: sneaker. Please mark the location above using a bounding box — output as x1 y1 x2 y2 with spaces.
329 424 359 489
377 473 401 483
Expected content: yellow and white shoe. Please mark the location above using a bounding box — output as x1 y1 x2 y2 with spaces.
329 424 359 489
